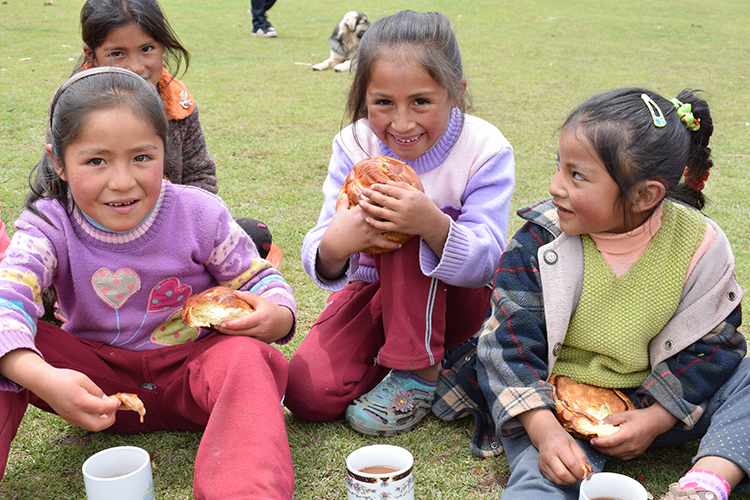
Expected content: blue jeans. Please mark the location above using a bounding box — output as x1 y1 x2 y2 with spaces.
250 0 277 30
500 357 750 499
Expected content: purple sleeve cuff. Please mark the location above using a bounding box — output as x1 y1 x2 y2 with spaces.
272 296 298 345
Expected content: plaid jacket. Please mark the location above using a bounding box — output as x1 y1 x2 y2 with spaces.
433 198 745 458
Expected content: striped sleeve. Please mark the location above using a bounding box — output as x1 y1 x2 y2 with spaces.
0 216 58 390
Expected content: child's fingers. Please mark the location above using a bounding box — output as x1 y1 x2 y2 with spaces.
98 394 123 412
600 411 628 426
372 180 417 193
554 446 588 484
363 185 414 212
542 457 580 486
336 192 350 210
231 289 260 307
217 308 262 332
359 200 390 224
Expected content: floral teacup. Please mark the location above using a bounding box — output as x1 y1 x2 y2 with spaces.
346 444 414 500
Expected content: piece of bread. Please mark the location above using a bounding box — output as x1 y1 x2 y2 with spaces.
582 462 593 480
108 392 146 423
339 156 424 254
549 374 635 439
180 286 254 328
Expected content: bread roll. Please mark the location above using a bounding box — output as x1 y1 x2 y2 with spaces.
181 286 254 328
549 374 635 439
339 156 424 254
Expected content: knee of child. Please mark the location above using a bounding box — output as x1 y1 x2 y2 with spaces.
201 335 287 377
284 375 350 422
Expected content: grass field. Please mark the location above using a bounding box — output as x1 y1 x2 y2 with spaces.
1 0 749 498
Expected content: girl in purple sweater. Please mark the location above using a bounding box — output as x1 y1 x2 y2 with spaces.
0 67 296 499
285 10 516 437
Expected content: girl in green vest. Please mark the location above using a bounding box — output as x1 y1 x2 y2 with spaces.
434 87 748 500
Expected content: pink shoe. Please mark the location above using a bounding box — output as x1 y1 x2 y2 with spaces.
660 483 717 500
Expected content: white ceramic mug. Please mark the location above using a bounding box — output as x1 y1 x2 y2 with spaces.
82 446 155 500
579 472 649 500
346 444 414 500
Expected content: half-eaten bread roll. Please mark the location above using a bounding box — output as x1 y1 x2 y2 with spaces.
181 286 254 328
550 373 635 439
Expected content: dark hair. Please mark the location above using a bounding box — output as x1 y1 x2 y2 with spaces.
25 67 168 226
346 10 467 126
563 87 713 214
75 0 189 78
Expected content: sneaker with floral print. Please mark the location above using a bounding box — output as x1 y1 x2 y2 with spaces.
345 370 436 437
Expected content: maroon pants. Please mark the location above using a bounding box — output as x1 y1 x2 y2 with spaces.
285 237 491 422
0 322 293 499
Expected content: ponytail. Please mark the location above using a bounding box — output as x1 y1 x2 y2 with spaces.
670 89 713 211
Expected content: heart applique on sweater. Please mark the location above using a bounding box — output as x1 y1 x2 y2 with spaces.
92 268 141 310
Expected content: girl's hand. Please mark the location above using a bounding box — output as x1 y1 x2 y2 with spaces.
37 368 121 431
589 404 678 460
518 408 590 485
317 193 400 278
215 290 293 343
360 182 450 257
0 350 119 431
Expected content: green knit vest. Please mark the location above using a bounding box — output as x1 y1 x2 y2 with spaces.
552 201 706 388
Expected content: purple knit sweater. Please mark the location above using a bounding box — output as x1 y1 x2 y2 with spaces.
0 182 296 391
302 108 516 290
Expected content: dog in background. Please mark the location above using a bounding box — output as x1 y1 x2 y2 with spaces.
312 11 370 72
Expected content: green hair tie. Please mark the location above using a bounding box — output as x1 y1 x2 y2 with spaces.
670 98 701 131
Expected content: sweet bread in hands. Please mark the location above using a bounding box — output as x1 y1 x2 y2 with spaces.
338 156 424 254
550 373 635 439
180 286 254 328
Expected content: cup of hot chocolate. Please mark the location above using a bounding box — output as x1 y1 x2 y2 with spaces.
345 444 414 500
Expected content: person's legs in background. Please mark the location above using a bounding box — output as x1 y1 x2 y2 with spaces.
249 0 278 37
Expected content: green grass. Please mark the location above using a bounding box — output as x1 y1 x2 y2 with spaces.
1 0 749 498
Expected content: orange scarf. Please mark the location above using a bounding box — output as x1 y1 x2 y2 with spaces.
156 68 194 120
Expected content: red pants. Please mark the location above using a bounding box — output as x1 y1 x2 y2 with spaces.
285 237 491 422
0 322 293 499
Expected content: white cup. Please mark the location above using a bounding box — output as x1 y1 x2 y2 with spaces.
579 472 649 500
346 444 414 500
82 446 155 500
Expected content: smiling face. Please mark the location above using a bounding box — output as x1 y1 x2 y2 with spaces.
50 106 164 232
365 55 455 160
549 127 629 235
85 21 164 88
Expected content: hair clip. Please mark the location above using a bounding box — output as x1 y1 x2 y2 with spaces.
670 98 700 131
641 94 666 127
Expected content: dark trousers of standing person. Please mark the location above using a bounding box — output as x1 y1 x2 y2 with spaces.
250 0 277 31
